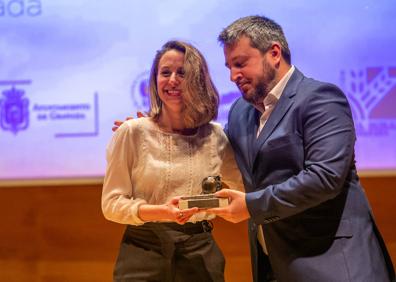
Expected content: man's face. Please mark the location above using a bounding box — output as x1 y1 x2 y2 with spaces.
224 36 277 108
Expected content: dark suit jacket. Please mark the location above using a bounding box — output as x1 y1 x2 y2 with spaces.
225 68 395 282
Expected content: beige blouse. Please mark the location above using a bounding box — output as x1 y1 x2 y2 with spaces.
102 117 243 225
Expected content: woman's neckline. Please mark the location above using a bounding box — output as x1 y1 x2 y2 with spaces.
147 118 200 137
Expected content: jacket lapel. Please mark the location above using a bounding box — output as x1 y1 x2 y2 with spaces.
253 68 304 157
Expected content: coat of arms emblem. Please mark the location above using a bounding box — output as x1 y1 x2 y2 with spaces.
0 86 30 134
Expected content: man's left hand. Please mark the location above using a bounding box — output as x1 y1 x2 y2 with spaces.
207 189 250 223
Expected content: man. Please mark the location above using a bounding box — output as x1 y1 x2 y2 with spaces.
208 15 395 282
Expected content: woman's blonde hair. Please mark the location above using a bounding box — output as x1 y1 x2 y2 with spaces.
148 40 219 128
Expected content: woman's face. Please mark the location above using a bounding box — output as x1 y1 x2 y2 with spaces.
157 49 186 115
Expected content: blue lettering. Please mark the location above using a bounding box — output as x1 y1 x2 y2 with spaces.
27 0 41 16
355 121 396 136
8 0 23 17
37 113 47 120
0 2 4 16
0 0 41 17
50 111 86 120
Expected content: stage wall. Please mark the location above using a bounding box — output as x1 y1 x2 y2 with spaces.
0 176 395 281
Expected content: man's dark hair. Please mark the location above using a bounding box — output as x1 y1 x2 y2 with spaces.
218 15 291 64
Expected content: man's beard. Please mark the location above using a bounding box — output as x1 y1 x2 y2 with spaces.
243 59 276 106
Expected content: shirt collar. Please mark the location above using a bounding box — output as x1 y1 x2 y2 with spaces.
262 65 295 110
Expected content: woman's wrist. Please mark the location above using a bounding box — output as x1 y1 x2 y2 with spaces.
138 204 169 222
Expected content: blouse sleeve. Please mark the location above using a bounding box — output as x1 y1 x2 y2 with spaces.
101 121 147 225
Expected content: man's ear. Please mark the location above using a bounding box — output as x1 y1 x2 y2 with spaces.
270 42 282 60
268 42 282 67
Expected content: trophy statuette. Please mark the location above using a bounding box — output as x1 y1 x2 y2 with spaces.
178 176 229 209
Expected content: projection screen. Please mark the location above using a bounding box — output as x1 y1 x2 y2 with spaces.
1 0 395 185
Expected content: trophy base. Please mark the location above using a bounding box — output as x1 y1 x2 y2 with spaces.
179 194 228 209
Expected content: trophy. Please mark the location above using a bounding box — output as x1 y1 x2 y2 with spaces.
178 175 229 209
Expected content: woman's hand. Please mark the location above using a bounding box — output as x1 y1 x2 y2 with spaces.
138 196 198 224
166 196 199 224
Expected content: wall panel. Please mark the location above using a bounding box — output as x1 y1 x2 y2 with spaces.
0 177 394 281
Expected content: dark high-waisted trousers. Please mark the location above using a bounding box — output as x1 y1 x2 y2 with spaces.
113 221 225 282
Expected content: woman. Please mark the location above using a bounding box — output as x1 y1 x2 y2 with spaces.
102 40 242 282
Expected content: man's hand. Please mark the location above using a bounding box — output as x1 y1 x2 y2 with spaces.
112 112 146 132
207 189 250 223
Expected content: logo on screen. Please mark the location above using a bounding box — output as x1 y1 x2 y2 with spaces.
0 80 31 134
131 71 150 112
341 67 396 135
